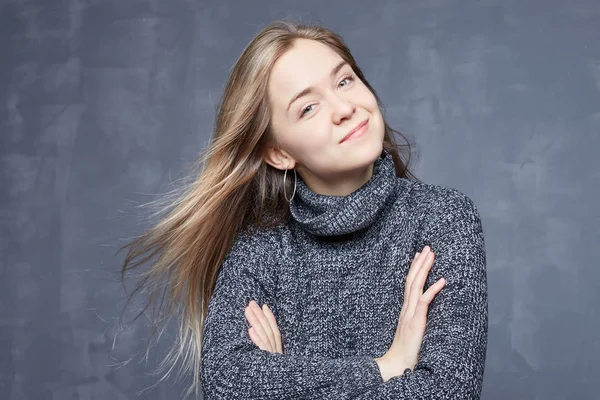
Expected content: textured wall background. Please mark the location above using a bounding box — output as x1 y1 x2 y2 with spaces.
1 0 599 399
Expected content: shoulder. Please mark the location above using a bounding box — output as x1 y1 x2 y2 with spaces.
400 178 483 228
234 224 284 254
222 223 285 272
401 181 486 273
216 224 285 297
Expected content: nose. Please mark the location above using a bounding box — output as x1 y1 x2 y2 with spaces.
330 94 355 124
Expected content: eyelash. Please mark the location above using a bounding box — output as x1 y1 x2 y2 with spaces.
300 74 355 117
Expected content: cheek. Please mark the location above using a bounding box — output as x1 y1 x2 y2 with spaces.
279 123 331 155
301 123 331 149
360 90 383 125
362 89 379 111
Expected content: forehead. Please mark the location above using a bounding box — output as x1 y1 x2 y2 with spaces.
268 39 345 108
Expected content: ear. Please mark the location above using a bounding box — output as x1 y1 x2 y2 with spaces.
262 142 297 171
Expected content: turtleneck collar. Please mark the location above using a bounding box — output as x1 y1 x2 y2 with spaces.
289 148 398 237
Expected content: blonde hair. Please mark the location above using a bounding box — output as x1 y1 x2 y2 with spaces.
117 19 419 398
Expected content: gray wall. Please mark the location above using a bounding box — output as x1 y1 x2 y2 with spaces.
1 0 598 399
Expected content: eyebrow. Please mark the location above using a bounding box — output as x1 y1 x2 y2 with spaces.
286 60 349 113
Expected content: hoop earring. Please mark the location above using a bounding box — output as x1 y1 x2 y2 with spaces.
283 167 297 202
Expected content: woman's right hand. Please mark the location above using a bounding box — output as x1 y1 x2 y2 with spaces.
375 245 446 382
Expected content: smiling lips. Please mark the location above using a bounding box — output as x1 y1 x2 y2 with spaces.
340 119 369 143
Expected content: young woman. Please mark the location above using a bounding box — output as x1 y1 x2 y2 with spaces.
119 20 488 399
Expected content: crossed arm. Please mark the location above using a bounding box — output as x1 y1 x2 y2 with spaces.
200 191 488 399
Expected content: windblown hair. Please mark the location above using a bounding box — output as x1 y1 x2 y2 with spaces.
117 19 420 398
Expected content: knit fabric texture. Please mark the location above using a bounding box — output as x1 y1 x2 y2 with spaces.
200 148 488 399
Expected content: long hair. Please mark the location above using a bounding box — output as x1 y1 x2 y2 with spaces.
117 19 420 398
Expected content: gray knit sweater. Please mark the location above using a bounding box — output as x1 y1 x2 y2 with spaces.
200 148 488 399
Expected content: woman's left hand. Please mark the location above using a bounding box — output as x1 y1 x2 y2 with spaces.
244 300 283 353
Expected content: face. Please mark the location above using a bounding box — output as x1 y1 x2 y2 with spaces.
264 38 385 196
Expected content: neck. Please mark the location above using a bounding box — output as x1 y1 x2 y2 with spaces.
297 163 375 197
289 148 400 237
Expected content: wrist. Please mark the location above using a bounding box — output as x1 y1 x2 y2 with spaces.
374 356 399 382
374 355 413 382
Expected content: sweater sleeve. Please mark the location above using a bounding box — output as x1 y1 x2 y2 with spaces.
349 190 488 399
200 229 383 400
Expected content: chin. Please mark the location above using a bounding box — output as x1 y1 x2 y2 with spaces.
350 139 384 169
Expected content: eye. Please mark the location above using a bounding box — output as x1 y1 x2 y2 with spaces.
299 74 355 118
301 104 315 117
338 74 355 88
